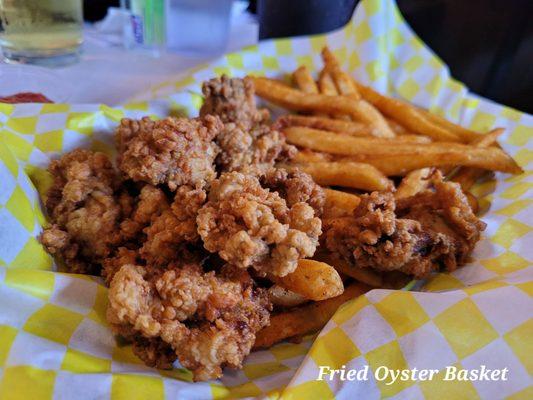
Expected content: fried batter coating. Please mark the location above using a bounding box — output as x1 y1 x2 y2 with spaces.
197 172 321 277
102 247 139 284
44 149 118 220
325 193 437 277
115 115 222 190
40 149 124 274
261 168 325 215
397 171 486 272
131 336 178 370
140 186 206 266
107 263 270 381
325 172 485 278
200 74 266 128
120 185 170 240
216 122 296 173
200 75 296 173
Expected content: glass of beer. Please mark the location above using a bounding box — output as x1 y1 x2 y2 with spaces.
0 0 83 66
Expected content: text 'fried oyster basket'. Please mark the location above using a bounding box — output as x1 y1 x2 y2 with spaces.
0 0 531 399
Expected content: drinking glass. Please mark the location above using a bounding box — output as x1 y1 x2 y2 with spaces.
0 0 83 66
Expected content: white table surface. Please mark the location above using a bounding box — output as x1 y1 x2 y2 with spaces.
0 3 258 105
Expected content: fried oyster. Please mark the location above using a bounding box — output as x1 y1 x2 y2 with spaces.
40 149 125 275
325 172 486 278
200 75 296 173
115 115 222 190
197 171 322 277
107 262 270 381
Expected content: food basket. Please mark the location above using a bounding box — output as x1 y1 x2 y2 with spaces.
0 0 530 398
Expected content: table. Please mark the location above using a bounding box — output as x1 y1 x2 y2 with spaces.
0 3 258 105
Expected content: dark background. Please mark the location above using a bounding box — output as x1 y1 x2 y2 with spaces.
84 0 532 113
396 0 531 114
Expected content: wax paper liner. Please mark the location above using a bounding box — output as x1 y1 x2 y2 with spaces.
0 1 531 399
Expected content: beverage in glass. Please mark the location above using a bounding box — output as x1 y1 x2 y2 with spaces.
0 0 83 65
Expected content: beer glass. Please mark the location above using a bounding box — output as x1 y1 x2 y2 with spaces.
0 0 83 66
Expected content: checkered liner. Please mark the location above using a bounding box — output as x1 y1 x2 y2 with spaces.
0 1 531 399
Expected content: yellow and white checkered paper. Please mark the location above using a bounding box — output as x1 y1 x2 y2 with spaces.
0 1 531 399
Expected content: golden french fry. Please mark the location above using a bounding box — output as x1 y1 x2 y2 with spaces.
390 135 432 144
453 169 496 192
416 106 482 142
349 99 397 138
321 47 395 138
250 75 331 113
386 118 411 135
250 76 395 137
318 68 339 95
330 67 361 99
273 259 344 301
276 114 370 136
284 126 522 174
292 66 319 94
346 152 521 176
268 285 307 307
395 168 434 199
253 282 369 349
293 150 332 163
351 80 462 142
292 66 328 118
451 128 505 190
323 188 361 218
318 69 350 120
345 154 454 176
321 46 361 100
289 161 393 191
276 115 428 142
313 251 383 288
471 127 504 147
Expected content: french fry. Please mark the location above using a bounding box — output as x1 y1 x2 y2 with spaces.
250 75 330 113
395 168 433 199
313 251 383 288
292 65 319 94
330 67 361 99
451 128 505 191
347 100 397 138
322 47 395 138
251 76 397 137
268 285 307 307
253 282 369 349
292 66 328 118
345 154 458 176
289 161 393 191
293 149 332 163
470 127 504 147
386 118 412 135
284 126 522 174
321 46 361 100
351 80 463 142
318 68 340 96
345 152 521 176
323 188 361 218
276 115 429 142
273 259 344 301
277 115 429 143
318 69 350 120
453 169 495 193
416 106 482 142
276 114 369 136
387 135 431 143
